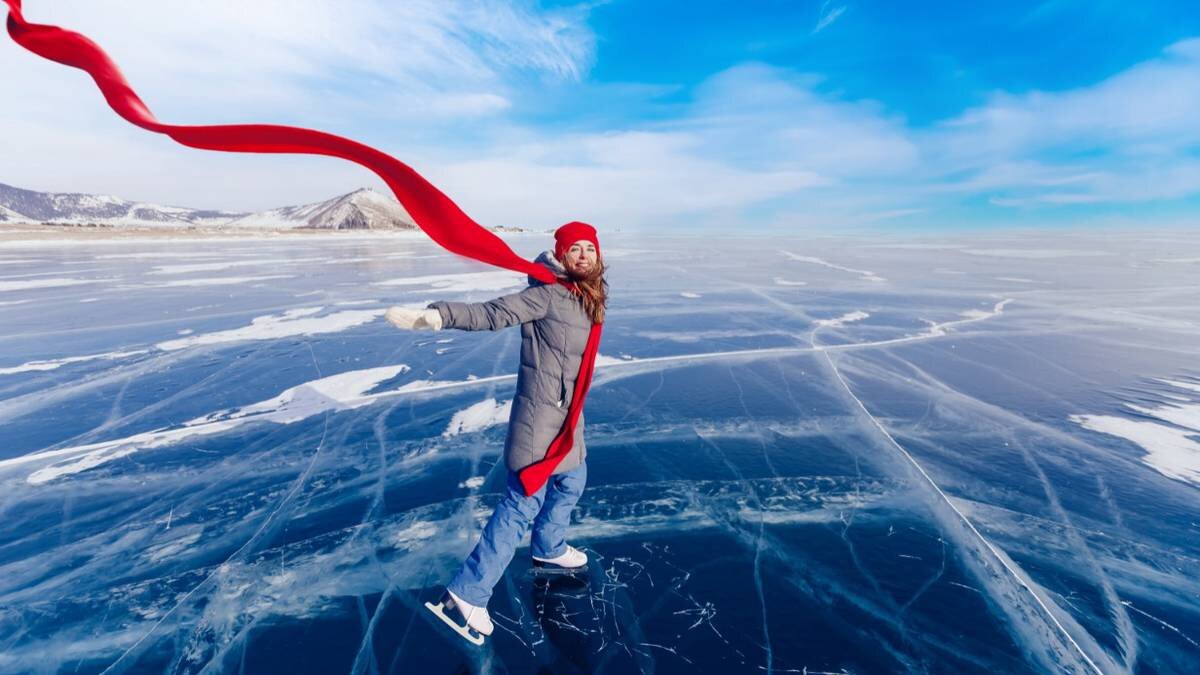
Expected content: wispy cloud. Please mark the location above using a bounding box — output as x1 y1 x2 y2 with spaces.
429 130 826 229
929 38 1200 207
15 0 594 117
813 2 848 34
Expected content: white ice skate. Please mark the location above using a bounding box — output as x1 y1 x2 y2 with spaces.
532 544 588 575
424 589 494 646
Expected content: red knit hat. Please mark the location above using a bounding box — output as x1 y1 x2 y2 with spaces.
554 221 600 260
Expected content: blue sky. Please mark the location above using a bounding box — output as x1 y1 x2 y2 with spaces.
3 0 1200 231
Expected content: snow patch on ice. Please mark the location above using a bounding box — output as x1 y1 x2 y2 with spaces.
1071 413 1200 485
442 398 512 437
0 278 99 293
1160 378 1200 394
155 307 384 351
595 353 636 366
216 364 413 425
22 422 242 485
155 275 293 288
680 292 702 299
459 476 486 490
388 520 439 552
773 277 806 286
1126 402 1200 435
1071 379 1200 485
144 531 203 563
0 349 150 376
814 311 870 328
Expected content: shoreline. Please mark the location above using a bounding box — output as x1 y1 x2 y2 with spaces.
0 223 542 246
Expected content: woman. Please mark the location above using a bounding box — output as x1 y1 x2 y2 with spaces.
385 222 607 645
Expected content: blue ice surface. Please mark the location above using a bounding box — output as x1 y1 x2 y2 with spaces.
0 231 1199 673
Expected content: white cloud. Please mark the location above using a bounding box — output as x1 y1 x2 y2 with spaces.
685 64 919 178
926 38 1200 206
430 130 825 229
939 39 1200 156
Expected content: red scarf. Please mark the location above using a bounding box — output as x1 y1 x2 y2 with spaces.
4 0 600 496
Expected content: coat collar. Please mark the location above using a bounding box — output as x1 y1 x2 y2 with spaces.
529 250 568 286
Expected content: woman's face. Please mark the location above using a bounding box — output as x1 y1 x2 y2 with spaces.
562 240 598 276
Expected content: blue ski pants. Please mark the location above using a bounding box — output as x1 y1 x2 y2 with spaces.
446 461 587 607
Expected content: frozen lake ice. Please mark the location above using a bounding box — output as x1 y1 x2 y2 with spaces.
1 230 1198 673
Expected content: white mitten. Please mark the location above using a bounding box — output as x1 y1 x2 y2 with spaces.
385 306 443 331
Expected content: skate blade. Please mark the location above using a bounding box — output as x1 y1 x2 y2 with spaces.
424 601 485 646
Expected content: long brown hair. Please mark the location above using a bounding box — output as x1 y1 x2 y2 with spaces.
561 256 608 324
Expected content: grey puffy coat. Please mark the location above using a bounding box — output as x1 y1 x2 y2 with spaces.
428 251 593 474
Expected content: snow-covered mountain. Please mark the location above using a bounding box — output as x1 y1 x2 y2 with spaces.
0 203 27 222
221 188 417 230
0 182 239 228
0 183 419 230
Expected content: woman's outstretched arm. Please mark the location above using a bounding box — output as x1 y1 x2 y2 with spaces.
426 284 555 332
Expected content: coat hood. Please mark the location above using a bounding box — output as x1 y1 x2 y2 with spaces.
529 250 567 286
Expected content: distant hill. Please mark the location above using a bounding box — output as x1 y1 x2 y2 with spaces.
220 188 419 230
0 182 455 231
